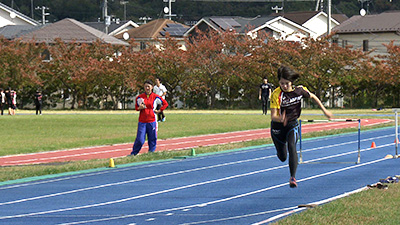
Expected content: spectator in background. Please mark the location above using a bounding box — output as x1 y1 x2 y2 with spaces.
5 88 12 115
153 77 168 122
259 77 273 115
129 80 168 156
10 90 16 115
34 91 43 115
0 88 5 115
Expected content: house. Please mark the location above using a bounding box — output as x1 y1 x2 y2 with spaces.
249 15 314 41
20 18 129 46
85 19 139 36
0 2 39 27
332 11 400 56
186 11 347 42
115 18 189 51
271 11 348 38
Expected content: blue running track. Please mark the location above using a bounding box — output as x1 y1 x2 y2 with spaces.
0 127 399 225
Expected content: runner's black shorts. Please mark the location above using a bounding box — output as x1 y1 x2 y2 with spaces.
270 120 299 146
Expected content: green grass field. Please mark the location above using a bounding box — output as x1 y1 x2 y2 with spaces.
0 109 398 225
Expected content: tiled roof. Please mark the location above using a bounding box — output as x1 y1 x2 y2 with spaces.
0 25 42 39
333 11 400 33
84 20 139 35
272 11 319 25
199 16 276 34
20 18 129 45
116 18 188 40
272 11 347 25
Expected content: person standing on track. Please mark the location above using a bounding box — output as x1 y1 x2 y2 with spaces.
153 77 167 122
129 80 168 156
270 66 333 188
259 77 273 115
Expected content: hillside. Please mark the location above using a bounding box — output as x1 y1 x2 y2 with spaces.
1 0 399 24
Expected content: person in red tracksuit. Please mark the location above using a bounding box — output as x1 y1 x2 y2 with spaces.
129 80 168 156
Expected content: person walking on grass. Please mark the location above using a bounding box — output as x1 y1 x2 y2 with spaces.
270 66 333 188
153 77 167 122
259 77 273 115
129 80 168 156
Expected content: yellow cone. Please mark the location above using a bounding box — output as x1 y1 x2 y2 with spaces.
384 154 393 159
109 158 115 168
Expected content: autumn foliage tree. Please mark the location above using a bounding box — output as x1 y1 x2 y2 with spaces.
2 31 399 110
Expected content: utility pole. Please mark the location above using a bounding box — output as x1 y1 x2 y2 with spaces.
31 0 34 19
103 0 111 34
327 0 331 35
120 1 129 21
271 6 283 13
36 6 49 25
163 0 176 20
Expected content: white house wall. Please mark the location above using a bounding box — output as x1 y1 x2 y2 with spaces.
0 9 33 27
303 14 338 38
268 20 309 41
338 32 400 56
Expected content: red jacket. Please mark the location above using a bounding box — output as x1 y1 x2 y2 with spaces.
135 92 168 123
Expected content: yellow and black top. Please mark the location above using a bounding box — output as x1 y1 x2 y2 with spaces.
270 86 311 122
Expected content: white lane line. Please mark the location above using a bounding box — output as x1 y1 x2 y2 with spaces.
1 134 392 207
180 206 300 225
0 160 179 190
56 157 389 225
253 186 368 224
1 134 376 206
1 131 267 165
1 121 359 165
0 165 288 221
0 156 272 206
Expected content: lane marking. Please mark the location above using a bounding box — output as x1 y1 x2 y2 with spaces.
0 156 273 206
2 120 383 165
2 134 387 206
253 187 368 224
56 157 389 225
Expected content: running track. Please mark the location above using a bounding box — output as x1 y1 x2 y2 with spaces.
0 119 391 166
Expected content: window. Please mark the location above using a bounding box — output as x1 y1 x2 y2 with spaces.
140 42 146 50
342 40 348 48
41 49 52 62
363 40 369 51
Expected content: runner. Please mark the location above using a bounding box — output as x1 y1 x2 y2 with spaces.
270 66 333 188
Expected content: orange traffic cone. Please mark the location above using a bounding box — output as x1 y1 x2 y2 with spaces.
371 142 376 148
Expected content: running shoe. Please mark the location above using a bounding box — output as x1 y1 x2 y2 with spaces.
289 177 297 188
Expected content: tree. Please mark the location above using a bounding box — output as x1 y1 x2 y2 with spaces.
149 34 189 108
0 38 44 106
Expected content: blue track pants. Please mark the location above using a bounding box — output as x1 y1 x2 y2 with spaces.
131 122 157 155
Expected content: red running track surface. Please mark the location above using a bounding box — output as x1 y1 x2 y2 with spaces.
0 119 391 166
